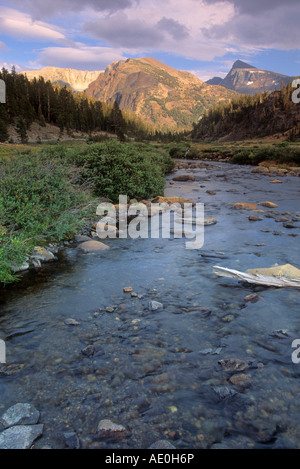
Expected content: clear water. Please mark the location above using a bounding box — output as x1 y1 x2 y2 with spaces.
0 160 299 449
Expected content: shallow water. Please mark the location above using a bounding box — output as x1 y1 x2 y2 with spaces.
0 160 300 449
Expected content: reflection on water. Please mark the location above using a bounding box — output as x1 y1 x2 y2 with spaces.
0 160 300 449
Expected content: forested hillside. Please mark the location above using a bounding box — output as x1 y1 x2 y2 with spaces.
0 67 152 143
191 82 300 141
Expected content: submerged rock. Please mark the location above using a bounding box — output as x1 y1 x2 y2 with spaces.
232 203 257 210
148 301 163 311
148 440 176 449
0 403 40 429
172 175 195 182
96 419 127 439
0 424 43 449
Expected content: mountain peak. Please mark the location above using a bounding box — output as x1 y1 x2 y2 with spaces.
232 60 255 70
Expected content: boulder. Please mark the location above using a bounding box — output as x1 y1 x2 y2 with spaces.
79 241 110 252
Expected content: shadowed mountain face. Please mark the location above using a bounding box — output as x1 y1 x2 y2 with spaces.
206 60 295 95
85 57 238 131
21 67 103 92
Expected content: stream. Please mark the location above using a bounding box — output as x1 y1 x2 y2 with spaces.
0 159 300 449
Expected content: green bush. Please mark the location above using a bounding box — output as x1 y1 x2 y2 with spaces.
0 152 95 283
64 140 175 202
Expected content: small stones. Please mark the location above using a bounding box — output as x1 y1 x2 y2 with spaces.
270 179 283 184
0 364 24 376
206 190 216 195
248 215 262 222
229 374 251 392
243 293 259 303
148 301 163 311
81 345 95 357
131 292 138 298
123 287 133 293
105 307 115 313
64 318 80 326
222 315 234 323
212 386 237 401
218 358 250 373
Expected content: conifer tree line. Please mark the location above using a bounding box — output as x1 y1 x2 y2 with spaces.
191 81 300 140
0 67 153 142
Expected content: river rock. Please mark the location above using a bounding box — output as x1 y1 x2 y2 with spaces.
172 175 195 182
31 246 55 262
260 201 278 208
248 215 262 222
218 358 250 373
74 235 92 243
81 345 95 357
0 364 24 376
79 241 110 252
148 440 176 449
63 431 80 449
251 167 270 174
229 374 251 392
64 318 80 326
0 403 40 429
243 293 259 303
0 424 44 449
96 419 127 438
149 301 163 311
151 196 196 207
11 262 30 274
232 203 257 210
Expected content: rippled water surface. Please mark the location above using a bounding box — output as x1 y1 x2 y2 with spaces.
0 160 300 449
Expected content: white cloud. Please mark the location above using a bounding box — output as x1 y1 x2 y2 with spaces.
0 62 22 72
31 45 126 70
0 7 67 42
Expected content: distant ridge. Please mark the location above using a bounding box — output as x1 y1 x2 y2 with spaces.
20 67 103 92
206 60 295 95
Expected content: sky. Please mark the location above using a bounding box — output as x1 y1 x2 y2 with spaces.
0 0 299 81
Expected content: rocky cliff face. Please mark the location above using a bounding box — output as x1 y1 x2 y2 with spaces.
207 60 295 95
21 67 103 92
85 57 238 131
